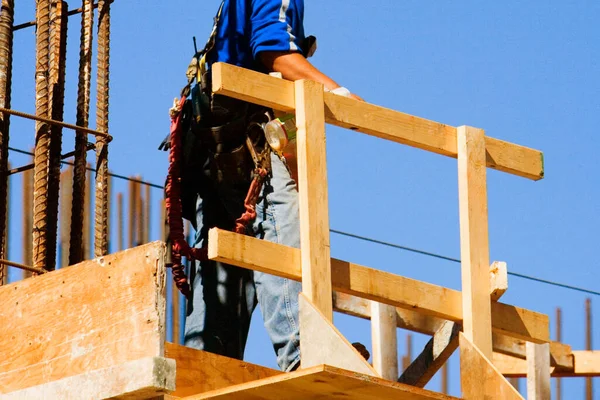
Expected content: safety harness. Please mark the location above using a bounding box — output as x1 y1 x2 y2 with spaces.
163 2 272 297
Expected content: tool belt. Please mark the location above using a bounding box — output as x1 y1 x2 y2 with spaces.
160 89 272 225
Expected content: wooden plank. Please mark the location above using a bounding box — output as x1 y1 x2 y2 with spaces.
164 343 281 398
492 335 573 370
458 126 493 360
0 242 167 393
184 365 460 400
295 79 333 320
526 343 550 400
211 62 544 180
460 333 524 400
208 228 549 344
2 357 176 400
494 351 600 378
398 321 460 388
299 293 377 376
334 292 445 335
371 301 399 380
573 351 600 376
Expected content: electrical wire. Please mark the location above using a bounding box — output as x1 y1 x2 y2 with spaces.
7 145 599 297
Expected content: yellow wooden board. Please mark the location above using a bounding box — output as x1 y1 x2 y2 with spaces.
0 242 167 393
185 365 460 400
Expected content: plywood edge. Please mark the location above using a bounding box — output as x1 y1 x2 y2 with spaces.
1 357 176 400
164 343 281 397
299 293 379 377
460 333 524 400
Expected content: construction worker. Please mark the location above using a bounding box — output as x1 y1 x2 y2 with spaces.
182 0 361 372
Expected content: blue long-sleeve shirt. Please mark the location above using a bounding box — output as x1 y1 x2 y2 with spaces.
208 0 306 71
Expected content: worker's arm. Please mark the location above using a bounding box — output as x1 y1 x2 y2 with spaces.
259 51 363 101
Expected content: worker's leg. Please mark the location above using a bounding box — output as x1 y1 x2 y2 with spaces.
184 189 256 360
252 152 302 372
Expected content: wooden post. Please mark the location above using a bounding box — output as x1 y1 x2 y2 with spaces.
457 126 493 360
526 342 550 400
586 298 593 400
555 307 562 400
441 362 449 394
295 79 332 320
403 334 413 370
371 301 398 380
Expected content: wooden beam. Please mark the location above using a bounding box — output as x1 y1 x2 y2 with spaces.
335 259 506 334
399 321 460 387
2 357 176 400
211 62 544 180
492 335 573 370
460 333 524 400
526 342 550 400
299 293 378 376
334 292 445 335
184 364 461 400
458 126 493 360
0 242 167 393
371 301 398 380
208 228 550 344
295 79 333 320
494 351 600 378
574 351 600 376
164 343 281 398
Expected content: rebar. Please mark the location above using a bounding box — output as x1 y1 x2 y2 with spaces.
13 0 113 31
22 162 33 278
0 107 111 139
69 0 94 265
94 0 110 257
0 259 47 275
117 192 123 251
8 143 95 175
32 0 52 271
59 166 72 267
1 162 9 285
0 0 15 283
45 0 69 271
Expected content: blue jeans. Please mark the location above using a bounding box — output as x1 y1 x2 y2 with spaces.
184 152 302 372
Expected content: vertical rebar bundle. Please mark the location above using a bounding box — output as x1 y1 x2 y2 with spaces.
0 0 15 280
32 0 52 271
93 0 110 257
69 0 94 265
45 0 68 271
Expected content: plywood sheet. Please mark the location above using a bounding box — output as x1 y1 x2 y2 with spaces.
185 365 459 400
164 343 281 397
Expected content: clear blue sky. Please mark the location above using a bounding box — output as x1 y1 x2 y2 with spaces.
6 1 599 397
